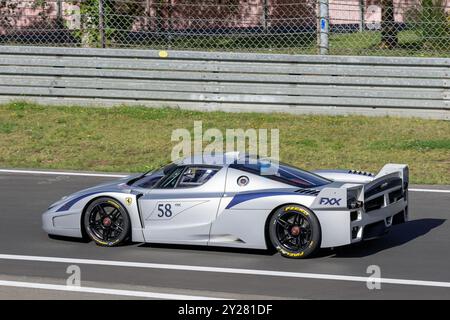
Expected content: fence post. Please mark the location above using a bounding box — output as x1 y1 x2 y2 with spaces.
56 0 63 26
262 0 269 32
359 0 365 32
168 0 173 44
145 0 150 28
98 0 106 48
318 0 329 55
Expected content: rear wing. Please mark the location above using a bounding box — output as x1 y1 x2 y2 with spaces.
373 164 409 188
311 164 409 210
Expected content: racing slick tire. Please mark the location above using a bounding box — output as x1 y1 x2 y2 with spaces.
83 197 131 247
269 204 321 259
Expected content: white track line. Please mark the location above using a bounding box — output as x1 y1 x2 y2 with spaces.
0 169 126 178
0 254 449 289
0 279 224 300
409 188 450 193
0 169 448 193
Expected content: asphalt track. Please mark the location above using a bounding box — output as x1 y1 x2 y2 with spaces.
0 170 449 299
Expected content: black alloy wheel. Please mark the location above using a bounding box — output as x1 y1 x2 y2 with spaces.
269 204 321 258
83 197 130 247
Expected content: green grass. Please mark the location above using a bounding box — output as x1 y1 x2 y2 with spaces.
110 29 449 57
327 30 450 57
369 139 450 151
0 101 449 184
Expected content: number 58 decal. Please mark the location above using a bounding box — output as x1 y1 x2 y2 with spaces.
148 200 209 221
157 203 173 218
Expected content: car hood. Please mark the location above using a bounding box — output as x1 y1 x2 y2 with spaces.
72 174 141 195
48 174 141 209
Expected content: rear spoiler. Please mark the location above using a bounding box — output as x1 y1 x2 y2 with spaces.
311 164 408 210
374 164 409 188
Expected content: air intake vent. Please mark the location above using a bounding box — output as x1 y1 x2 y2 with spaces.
389 188 403 203
364 195 384 212
296 188 320 196
348 170 374 176
365 177 402 199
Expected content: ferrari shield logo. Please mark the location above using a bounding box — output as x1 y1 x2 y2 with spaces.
125 197 132 206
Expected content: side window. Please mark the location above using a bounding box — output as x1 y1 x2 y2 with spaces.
177 167 219 188
156 166 185 189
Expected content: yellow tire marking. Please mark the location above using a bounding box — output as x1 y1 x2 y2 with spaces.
107 200 120 209
284 206 309 215
277 247 305 258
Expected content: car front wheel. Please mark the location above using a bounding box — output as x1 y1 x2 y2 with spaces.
83 197 130 247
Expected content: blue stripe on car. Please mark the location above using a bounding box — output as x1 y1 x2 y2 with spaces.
225 192 295 209
56 191 112 212
57 190 298 212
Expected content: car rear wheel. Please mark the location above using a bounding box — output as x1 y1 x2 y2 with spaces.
269 204 321 258
83 197 130 247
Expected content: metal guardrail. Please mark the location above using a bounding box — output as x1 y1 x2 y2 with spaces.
0 46 448 119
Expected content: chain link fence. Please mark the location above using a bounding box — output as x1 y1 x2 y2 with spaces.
0 0 449 56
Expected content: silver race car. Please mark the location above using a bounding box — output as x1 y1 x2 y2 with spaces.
42 153 409 258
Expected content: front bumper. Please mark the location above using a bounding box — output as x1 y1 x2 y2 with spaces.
42 209 83 238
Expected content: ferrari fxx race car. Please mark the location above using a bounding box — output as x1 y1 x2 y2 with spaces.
43 153 409 258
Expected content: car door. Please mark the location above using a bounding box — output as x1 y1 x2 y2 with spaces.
138 165 226 245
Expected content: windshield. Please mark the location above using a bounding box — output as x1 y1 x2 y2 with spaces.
128 163 176 189
230 161 331 188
